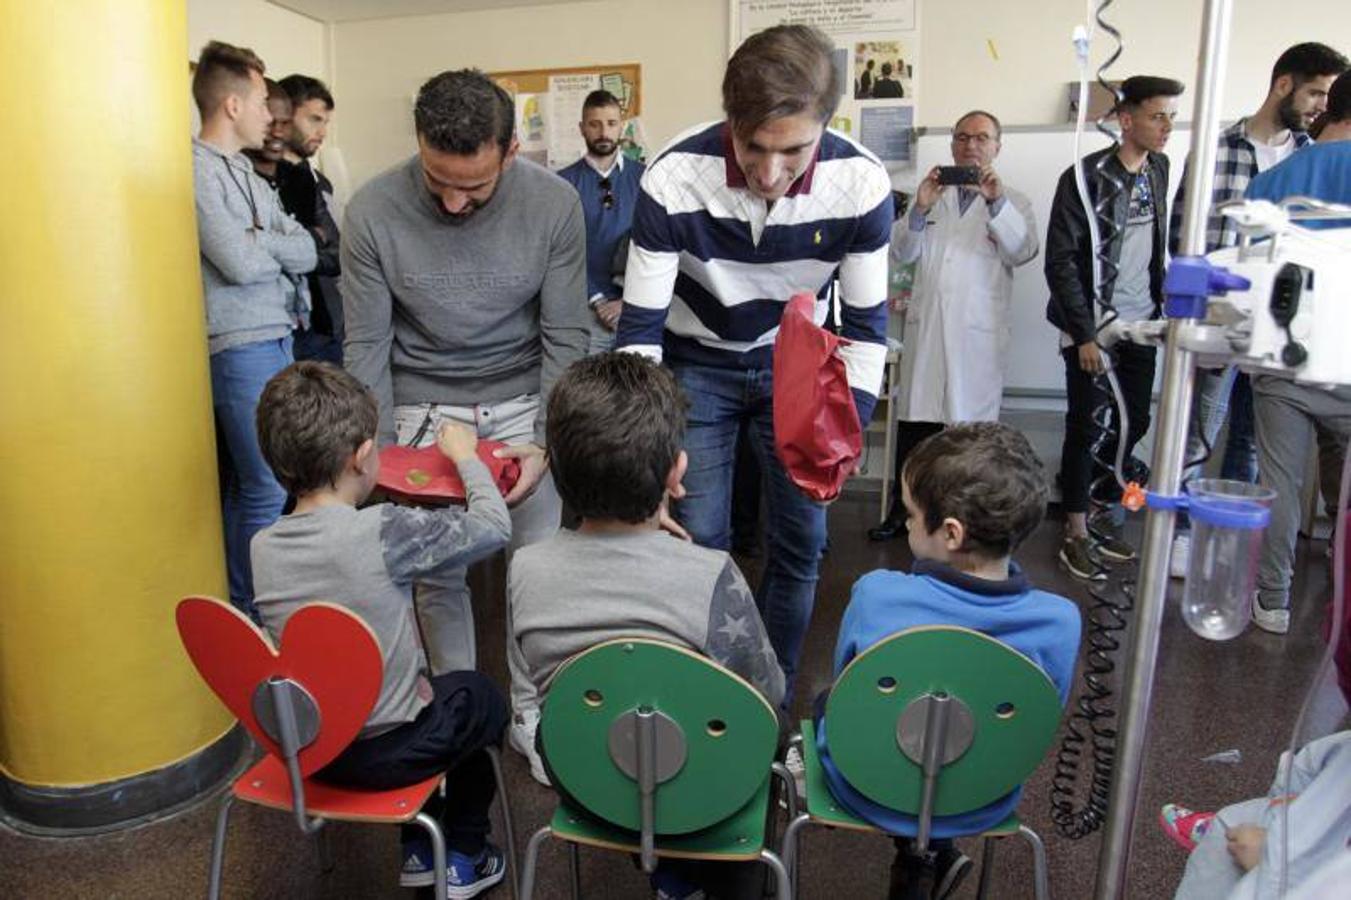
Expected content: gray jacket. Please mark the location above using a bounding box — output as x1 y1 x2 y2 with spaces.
193 139 317 354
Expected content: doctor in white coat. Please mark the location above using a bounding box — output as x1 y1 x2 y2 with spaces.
870 110 1040 540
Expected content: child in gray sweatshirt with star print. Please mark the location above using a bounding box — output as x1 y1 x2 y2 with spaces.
508 354 784 745
508 353 784 899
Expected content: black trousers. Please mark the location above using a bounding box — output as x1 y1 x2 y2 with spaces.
885 421 946 511
317 671 509 854
1059 342 1157 515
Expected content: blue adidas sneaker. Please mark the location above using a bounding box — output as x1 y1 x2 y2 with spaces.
401 838 506 898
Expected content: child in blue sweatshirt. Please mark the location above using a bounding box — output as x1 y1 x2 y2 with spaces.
817 422 1082 899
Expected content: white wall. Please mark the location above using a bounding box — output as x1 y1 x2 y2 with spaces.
919 0 1351 129
332 0 1350 189
187 0 328 81
331 0 728 186
189 0 1348 189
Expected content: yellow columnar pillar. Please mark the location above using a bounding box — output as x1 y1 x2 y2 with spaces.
0 1 239 829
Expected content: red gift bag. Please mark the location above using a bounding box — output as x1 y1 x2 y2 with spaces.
772 292 862 502
377 440 521 503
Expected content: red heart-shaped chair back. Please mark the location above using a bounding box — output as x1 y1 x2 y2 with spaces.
176 597 383 776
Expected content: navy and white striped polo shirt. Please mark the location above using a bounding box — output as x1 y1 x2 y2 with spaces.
615 121 893 421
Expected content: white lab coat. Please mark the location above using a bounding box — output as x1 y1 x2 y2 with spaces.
893 187 1039 422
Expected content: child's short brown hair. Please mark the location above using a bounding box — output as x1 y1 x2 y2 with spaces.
546 353 687 523
256 362 378 496
902 422 1048 559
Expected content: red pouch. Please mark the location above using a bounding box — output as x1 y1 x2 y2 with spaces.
772 292 862 502
377 440 520 502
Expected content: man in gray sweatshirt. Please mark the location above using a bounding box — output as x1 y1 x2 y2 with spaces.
342 68 589 774
192 41 317 617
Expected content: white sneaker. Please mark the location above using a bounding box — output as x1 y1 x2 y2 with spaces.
1251 598 1290 635
509 706 550 786
1169 532 1191 580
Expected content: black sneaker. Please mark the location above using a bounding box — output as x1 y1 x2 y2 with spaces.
869 511 905 542
888 850 932 900
1093 529 1137 564
1059 536 1107 581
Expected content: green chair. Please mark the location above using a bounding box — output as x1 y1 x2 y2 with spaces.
518 638 795 899
782 625 1060 900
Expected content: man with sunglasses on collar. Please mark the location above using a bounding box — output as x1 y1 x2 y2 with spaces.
557 90 645 354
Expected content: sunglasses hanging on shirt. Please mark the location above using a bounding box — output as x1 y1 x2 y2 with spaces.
598 176 615 211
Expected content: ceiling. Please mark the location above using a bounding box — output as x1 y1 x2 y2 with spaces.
269 0 586 23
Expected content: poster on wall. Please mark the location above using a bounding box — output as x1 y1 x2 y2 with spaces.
546 73 601 168
853 40 913 100
734 0 916 40
859 104 914 163
515 92 548 166
731 0 920 172
493 65 643 168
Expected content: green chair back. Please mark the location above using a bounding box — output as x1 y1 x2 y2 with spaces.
824 625 1060 816
539 638 778 835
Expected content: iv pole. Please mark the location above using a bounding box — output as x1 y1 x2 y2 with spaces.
1094 0 1235 897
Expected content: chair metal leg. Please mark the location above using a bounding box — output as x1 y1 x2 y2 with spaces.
780 812 811 892
1018 824 1051 900
759 849 792 900
771 761 799 821
975 835 997 899
519 826 553 900
486 745 521 900
415 811 449 900
207 793 235 900
568 841 581 900
315 824 336 873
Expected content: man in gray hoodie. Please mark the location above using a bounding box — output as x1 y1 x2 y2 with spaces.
191 41 317 617
342 68 589 782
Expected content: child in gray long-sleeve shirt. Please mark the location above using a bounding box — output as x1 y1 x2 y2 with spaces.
250 361 512 898
508 353 784 899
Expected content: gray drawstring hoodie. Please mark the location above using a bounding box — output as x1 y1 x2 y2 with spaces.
192 138 317 354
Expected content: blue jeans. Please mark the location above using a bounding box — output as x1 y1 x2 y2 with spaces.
671 363 827 703
1221 371 1258 482
1186 368 1258 486
210 336 292 616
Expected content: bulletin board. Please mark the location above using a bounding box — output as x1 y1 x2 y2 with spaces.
489 63 643 169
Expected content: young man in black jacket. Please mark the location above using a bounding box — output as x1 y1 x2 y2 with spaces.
1045 75 1184 580
277 74 344 365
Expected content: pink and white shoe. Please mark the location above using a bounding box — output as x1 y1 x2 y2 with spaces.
1159 803 1216 853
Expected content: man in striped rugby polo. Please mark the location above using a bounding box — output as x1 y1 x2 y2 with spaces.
616 24 892 702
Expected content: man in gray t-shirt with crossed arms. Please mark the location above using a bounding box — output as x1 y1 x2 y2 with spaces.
342 68 589 780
